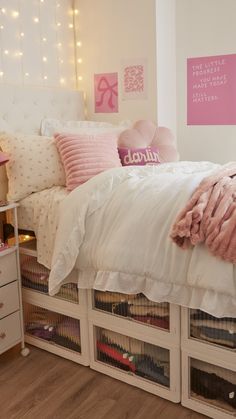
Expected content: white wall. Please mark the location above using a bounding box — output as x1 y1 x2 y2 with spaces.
0 0 76 88
176 0 236 164
156 0 176 138
74 0 157 124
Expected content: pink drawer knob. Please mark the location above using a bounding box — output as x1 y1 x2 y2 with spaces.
0 302 4 309
0 332 6 339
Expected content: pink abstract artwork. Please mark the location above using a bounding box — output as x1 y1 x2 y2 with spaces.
121 59 147 100
124 65 144 94
187 54 236 125
94 73 118 113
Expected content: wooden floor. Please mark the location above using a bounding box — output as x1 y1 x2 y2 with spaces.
0 345 207 419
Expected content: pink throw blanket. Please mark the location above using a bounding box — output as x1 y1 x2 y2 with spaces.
171 162 236 263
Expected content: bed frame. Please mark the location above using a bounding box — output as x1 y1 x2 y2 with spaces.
1 85 235 419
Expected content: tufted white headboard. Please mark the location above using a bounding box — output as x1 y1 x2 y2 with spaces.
0 85 84 200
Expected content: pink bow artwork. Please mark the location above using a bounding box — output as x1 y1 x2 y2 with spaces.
118 120 179 163
95 73 118 113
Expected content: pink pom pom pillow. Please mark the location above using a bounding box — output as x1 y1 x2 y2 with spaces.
118 147 160 166
118 120 179 165
54 132 121 190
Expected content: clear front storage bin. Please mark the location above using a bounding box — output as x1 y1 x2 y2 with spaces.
95 326 170 388
93 291 170 331
21 255 79 303
190 358 236 415
24 303 81 353
190 309 236 351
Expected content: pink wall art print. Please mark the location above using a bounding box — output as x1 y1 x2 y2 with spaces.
187 54 236 125
94 72 118 113
121 58 148 100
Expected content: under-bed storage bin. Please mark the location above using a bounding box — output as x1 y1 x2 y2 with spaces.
88 290 180 345
182 351 236 418
181 307 236 352
20 253 79 304
88 315 180 402
23 301 89 365
24 303 81 352
96 327 170 387
93 291 170 330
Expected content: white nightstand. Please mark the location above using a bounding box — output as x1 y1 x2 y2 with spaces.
0 202 29 356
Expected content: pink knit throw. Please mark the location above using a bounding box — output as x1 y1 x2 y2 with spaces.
170 162 236 263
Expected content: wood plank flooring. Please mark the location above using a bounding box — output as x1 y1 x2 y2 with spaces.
0 345 206 419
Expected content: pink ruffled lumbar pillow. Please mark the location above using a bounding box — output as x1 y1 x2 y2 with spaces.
54 132 122 190
118 120 179 165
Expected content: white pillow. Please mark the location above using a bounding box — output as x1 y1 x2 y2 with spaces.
0 133 65 201
40 118 131 137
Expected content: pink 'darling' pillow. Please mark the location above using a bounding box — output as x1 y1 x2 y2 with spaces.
118 120 179 164
54 132 121 190
118 147 160 166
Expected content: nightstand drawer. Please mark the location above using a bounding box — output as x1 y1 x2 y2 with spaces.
0 252 18 287
0 281 19 319
0 311 21 353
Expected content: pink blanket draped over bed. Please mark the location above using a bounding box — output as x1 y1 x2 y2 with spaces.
171 162 236 264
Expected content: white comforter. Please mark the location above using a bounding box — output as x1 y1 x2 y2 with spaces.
46 162 236 317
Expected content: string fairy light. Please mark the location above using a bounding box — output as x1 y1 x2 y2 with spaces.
12 10 19 18
0 1 81 87
73 0 83 88
38 0 48 83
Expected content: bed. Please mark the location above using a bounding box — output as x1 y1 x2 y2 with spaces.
0 85 235 418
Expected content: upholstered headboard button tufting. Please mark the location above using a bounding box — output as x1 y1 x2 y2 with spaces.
0 85 85 200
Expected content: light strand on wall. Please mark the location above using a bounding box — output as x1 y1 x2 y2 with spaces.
58 2 69 85
68 4 76 87
0 35 3 79
38 0 48 84
0 1 80 87
55 1 63 85
17 0 27 83
0 7 5 79
72 0 78 88
14 2 23 83
72 0 83 89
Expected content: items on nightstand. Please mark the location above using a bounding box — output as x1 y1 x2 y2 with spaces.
0 240 9 252
0 202 29 357
0 152 9 167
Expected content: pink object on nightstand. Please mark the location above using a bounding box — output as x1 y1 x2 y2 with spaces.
0 241 9 251
0 152 9 166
